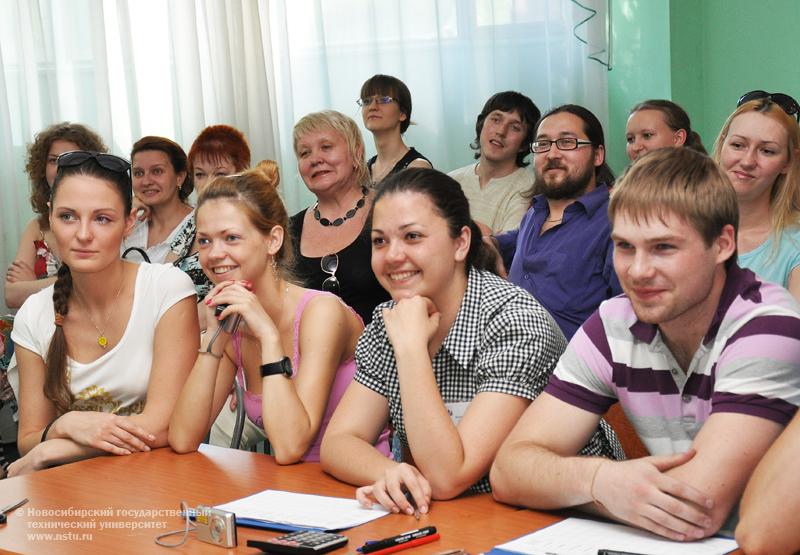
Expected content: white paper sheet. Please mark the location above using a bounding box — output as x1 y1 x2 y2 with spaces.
214 489 389 530
494 517 738 555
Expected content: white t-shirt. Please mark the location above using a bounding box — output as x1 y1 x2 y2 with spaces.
11 263 195 415
121 210 194 264
448 163 533 234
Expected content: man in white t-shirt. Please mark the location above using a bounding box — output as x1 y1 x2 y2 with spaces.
448 91 539 234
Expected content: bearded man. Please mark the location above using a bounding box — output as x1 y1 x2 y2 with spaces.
492 147 800 541
496 104 620 339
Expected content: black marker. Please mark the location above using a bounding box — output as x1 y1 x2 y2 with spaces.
359 526 437 554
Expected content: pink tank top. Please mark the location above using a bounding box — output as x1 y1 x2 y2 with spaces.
234 290 390 461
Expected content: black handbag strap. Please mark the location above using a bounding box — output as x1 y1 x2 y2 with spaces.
121 246 151 263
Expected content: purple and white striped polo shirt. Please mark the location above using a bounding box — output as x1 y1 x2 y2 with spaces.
545 264 800 455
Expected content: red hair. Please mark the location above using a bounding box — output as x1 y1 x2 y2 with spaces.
188 125 251 175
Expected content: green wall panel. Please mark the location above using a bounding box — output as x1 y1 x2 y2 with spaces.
607 0 672 175
698 0 800 150
608 0 800 173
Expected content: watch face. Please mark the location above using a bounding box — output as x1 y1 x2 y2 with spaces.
279 357 293 377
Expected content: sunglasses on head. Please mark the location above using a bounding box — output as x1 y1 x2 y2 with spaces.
737 90 800 122
57 151 132 174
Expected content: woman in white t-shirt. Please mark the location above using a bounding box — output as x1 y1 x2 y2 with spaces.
7 151 198 477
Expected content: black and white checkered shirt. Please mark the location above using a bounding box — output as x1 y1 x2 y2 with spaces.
355 268 623 493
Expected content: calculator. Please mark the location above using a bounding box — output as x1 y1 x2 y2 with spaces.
247 530 348 555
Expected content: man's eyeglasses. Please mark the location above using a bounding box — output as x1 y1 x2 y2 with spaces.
737 90 800 122
531 138 594 153
321 253 340 294
357 96 396 107
57 151 132 174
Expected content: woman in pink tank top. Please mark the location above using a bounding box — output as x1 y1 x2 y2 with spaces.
168 161 390 463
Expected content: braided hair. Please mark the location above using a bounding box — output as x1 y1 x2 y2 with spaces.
45 264 74 414
44 156 132 414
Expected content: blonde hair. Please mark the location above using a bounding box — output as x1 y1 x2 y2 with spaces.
713 99 800 242
292 110 369 187
197 160 294 280
610 148 738 265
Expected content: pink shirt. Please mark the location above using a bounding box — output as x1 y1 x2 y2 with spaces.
234 289 390 461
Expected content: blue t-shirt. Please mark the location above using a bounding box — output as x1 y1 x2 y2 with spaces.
738 227 800 288
496 184 621 340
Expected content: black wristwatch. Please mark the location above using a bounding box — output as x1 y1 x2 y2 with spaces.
260 356 293 378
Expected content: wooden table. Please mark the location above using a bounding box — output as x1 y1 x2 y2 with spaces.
0 445 559 554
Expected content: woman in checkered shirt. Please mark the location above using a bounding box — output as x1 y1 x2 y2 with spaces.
320 168 621 513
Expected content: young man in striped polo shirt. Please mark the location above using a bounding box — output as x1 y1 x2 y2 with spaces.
490 147 800 541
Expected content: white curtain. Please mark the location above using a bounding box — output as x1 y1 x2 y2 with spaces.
271 0 611 210
0 0 280 314
0 0 609 313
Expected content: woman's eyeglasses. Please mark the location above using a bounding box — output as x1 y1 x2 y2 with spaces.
357 96 396 107
321 253 340 294
737 90 800 122
57 151 132 174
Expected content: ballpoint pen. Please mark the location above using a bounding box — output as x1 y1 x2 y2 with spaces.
403 490 421 520
1 498 29 515
0 498 29 524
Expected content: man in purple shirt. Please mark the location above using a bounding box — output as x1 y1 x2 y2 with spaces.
496 104 620 339
491 148 800 541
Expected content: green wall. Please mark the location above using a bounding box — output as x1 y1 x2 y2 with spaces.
608 0 800 175
668 0 705 146
607 0 672 175
691 0 800 149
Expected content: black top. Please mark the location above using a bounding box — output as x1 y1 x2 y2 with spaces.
367 147 432 182
288 210 390 324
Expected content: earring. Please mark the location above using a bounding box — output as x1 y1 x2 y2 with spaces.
271 256 279 283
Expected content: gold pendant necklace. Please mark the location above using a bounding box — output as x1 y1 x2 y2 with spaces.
81 271 126 349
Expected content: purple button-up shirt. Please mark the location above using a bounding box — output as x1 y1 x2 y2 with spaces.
497 184 621 339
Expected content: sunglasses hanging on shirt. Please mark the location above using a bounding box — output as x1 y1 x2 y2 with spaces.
320 253 340 295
